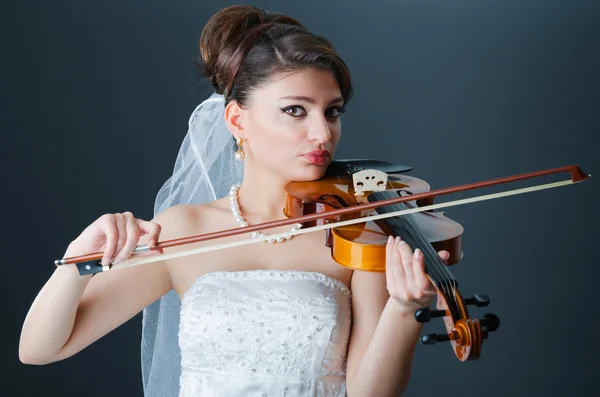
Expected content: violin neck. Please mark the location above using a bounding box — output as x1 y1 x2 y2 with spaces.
369 192 456 288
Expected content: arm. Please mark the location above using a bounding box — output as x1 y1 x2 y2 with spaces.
345 271 423 396
18 206 187 364
346 236 449 397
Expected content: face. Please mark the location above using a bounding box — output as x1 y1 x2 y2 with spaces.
226 68 345 182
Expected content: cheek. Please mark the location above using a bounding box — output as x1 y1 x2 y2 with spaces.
329 121 342 143
254 115 307 144
247 117 303 159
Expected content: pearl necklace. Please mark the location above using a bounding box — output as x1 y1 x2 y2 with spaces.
229 183 302 243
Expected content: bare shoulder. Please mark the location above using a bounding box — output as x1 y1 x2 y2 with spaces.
151 201 228 242
152 199 234 291
151 203 203 233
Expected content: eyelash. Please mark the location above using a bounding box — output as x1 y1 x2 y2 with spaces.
280 105 347 119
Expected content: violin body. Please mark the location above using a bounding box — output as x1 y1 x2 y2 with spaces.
284 164 464 272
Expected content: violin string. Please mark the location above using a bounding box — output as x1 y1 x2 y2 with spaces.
379 201 453 304
377 183 457 309
394 201 455 280
377 185 452 285
373 186 452 300
387 214 451 300
392 200 460 310
377 183 445 289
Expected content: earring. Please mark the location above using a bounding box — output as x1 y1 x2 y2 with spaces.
235 137 246 161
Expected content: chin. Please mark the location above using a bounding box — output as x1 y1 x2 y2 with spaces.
289 164 329 182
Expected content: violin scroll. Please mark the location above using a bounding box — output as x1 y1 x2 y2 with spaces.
416 289 500 361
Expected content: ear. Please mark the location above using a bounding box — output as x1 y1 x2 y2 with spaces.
224 100 245 139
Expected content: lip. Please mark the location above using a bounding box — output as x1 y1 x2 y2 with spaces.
303 149 331 157
302 149 330 165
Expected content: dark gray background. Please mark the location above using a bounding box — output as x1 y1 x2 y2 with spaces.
2 0 598 396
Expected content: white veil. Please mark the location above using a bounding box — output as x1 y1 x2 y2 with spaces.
141 92 243 395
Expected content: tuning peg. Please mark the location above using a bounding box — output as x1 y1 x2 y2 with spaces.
414 307 446 323
464 294 490 307
479 313 500 332
421 332 451 345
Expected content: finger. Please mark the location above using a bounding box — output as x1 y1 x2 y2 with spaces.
388 237 407 299
138 219 162 247
385 235 395 285
413 248 435 292
98 215 118 266
113 213 140 264
438 250 450 265
111 214 127 264
398 239 415 285
392 237 406 280
385 235 393 269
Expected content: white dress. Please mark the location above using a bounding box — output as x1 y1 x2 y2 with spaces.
178 270 352 397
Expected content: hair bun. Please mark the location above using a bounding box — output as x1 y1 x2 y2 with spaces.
199 5 303 95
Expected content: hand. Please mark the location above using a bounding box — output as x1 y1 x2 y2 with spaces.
67 212 163 265
385 235 450 314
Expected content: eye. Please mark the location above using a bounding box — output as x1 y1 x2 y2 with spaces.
326 106 346 119
281 106 307 117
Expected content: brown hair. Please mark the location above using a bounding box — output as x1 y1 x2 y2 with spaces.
198 5 353 106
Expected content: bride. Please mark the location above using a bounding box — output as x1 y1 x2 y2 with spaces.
19 5 449 396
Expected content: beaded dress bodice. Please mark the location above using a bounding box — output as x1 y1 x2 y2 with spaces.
178 270 352 397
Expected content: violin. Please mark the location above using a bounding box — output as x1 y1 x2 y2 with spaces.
284 160 479 361
55 159 591 362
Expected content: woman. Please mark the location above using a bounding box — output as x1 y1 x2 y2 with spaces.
20 5 449 397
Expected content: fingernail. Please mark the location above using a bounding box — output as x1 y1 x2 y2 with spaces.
395 236 401 243
414 248 422 259
113 258 122 264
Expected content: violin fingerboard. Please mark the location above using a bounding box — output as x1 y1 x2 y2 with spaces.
368 191 456 290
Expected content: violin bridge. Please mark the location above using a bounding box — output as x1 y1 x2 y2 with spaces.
353 169 388 198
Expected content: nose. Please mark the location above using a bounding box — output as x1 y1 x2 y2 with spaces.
307 115 332 144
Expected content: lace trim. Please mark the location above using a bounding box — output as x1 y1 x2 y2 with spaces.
182 270 351 304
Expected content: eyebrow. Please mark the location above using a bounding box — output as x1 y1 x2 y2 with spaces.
278 95 344 105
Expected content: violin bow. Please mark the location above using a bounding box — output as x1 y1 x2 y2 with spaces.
55 165 590 276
